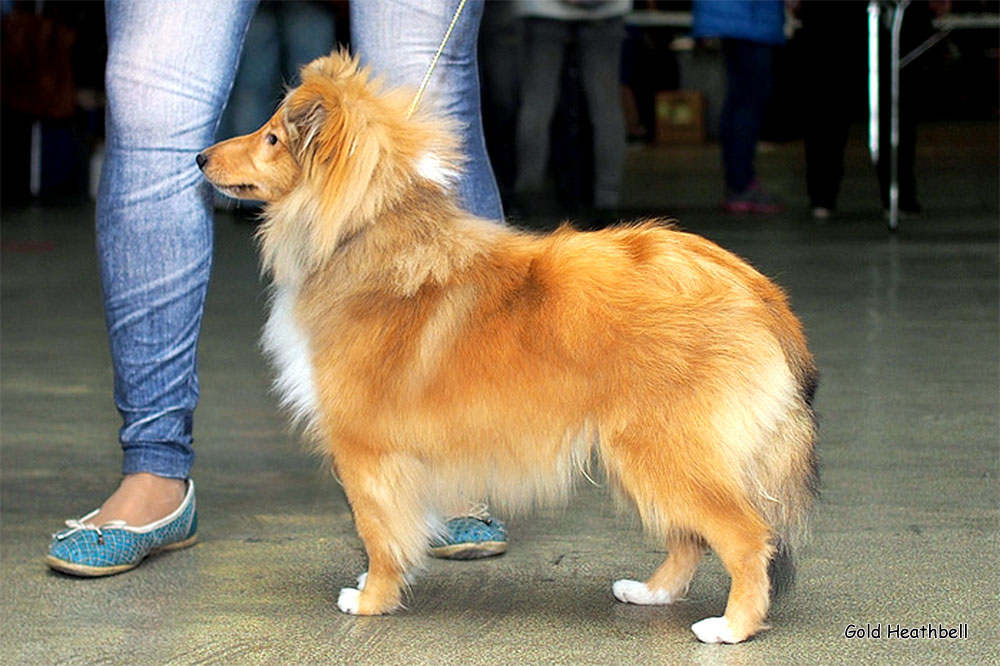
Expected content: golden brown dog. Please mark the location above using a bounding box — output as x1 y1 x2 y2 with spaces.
198 51 818 644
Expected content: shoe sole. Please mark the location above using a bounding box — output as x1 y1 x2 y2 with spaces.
45 533 198 577
428 540 507 560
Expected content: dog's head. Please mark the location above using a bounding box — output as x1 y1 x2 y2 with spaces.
198 50 462 281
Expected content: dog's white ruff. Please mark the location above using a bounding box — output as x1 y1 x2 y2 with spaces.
261 285 318 426
415 153 459 188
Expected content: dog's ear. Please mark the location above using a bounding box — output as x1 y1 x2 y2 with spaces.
284 49 364 159
279 67 383 262
284 96 327 163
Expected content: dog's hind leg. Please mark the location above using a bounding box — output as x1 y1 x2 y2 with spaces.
688 502 774 644
333 449 429 616
613 533 703 605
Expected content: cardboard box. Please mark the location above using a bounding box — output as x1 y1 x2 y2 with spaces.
654 90 705 145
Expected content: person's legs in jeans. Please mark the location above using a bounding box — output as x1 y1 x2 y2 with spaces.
351 0 503 222
719 39 773 195
576 18 626 210
89 0 256 527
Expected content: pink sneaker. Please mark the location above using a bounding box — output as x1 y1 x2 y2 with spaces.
724 182 783 215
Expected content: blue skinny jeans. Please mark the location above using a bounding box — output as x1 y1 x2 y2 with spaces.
98 0 500 480
719 39 775 195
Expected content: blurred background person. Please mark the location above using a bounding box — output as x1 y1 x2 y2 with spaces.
798 0 868 220
513 0 630 225
692 0 785 214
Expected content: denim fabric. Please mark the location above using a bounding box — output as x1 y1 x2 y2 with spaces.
98 0 499 480
351 0 504 222
719 39 774 195
98 0 257 479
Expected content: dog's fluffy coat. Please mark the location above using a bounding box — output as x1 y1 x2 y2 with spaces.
198 51 818 644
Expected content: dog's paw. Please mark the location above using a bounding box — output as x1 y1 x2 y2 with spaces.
356 570 416 590
612 579 676 605
691 616 741 644
337 587 361 614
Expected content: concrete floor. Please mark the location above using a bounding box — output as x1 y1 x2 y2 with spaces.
2 123 997 665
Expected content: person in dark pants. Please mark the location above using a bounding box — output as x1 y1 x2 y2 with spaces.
799 1 868 219
513 0 629 220
800 1 939 219
692 0 785 214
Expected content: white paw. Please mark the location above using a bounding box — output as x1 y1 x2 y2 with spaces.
356 572 368 590
337 587 361 614
612 579 676 605
691 616 740 644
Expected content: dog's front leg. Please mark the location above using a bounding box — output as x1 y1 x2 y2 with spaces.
333 448 429 615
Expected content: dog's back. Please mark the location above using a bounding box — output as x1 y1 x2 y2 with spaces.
450 221 819 535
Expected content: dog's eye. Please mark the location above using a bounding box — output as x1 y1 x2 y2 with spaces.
265 133 279 146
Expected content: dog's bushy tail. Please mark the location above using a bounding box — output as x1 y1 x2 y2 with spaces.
768 538 796 600
767 364 820 602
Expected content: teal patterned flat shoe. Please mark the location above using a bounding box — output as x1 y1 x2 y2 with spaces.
47 479 198 577
429 504 507 560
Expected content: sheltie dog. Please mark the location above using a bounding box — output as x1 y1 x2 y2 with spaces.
198 50 818 644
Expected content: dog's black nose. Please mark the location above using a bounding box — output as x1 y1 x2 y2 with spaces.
196 153 208 169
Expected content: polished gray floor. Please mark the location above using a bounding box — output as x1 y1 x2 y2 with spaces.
2 123 997 665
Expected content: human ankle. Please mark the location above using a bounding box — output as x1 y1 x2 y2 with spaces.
92 474 186 527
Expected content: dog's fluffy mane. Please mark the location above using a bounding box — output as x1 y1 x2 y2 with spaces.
258 50 480 287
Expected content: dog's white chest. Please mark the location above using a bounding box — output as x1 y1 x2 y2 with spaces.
261 285 319 426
